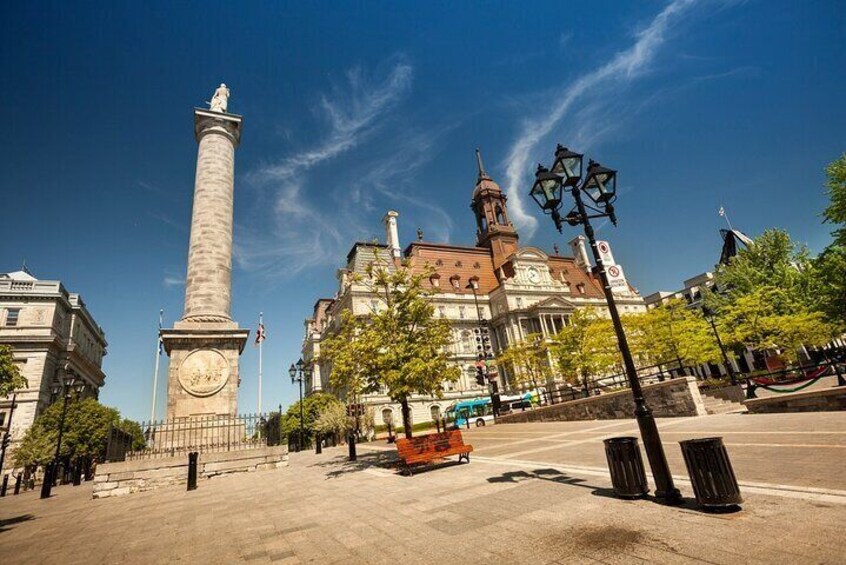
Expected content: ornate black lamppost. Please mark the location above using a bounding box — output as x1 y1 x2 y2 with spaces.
701 306 738 386
288 359 310 452
528 145 681 504
466 278 500 418
41 372 86 499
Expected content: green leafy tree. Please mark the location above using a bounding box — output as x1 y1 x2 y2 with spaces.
14 398 144 467
0 345 28 397
549 308 618 392
718 287 833 363
822 153 846 247
705 227 839 363
813 154 846 329
626 299 721 371
312 402 353 438
707 228 816 310
280 392 344 446
495 333 553 393
321 261 460 438
813 242 846 329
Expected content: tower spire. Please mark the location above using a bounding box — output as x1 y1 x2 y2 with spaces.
475 148 491 181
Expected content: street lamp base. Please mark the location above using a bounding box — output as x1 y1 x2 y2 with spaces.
653 487 684 505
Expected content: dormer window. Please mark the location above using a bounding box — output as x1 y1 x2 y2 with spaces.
450 274 461 289
430 273 441 288
576 283 585 294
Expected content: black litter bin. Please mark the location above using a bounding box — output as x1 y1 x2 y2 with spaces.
603 437 649 499
679 437 742 510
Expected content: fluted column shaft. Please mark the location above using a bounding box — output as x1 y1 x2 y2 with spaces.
182 111 241 322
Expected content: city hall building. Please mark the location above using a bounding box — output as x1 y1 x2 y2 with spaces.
300 155 646 427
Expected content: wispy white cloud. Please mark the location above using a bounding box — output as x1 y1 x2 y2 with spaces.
251 62 413 184
163 273 185 287
502 0 700 239
239 58 454 280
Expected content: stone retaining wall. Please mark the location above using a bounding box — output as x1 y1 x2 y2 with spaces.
744 387 846 413
499 377 707 424
93 445 288 499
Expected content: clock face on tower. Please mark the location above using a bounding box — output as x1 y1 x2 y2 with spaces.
527 267 540 284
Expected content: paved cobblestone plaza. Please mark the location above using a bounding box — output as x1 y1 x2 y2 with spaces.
1 412 844 564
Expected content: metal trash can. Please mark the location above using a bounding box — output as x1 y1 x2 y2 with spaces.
679 437 742 510
603 437 649 499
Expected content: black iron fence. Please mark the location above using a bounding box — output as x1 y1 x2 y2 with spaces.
104 426 135 462
128 413 280 460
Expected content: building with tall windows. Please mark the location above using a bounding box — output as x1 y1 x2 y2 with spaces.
0 270 107 461
301 153 646 427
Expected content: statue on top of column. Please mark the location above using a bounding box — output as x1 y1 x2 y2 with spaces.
209 83 230 113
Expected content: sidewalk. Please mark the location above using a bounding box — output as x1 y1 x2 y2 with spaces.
1 413 844 564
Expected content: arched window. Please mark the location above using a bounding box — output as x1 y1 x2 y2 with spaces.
495 206 505 225
481 216 488 232
381 408 393 424
430 405 441 421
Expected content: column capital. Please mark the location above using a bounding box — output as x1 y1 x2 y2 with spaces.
194 108 243 147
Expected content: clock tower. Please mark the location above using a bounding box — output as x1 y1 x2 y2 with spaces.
471 149 519 271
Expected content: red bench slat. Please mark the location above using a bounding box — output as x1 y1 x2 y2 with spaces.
395 430 473 475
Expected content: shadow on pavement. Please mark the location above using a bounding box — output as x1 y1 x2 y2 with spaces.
486 468 741 515
0 514 35 534
310 450 398 479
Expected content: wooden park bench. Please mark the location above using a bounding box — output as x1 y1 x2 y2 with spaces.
395 430 474 476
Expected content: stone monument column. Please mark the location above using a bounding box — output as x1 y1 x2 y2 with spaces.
161 84 249 420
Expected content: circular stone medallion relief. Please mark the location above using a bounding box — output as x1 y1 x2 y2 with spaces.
178 349 230 397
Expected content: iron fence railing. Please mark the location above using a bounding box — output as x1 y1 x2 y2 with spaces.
127 413 281 460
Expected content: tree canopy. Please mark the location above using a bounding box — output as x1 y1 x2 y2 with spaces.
14 398 144 468
0 345 28 398
549 308 618 390
823 153 846 247
625 299 721 370
320 258 460 437
495 333 553 392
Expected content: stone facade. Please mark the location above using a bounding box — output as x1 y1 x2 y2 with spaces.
0 270 107 466
92 445 288 499
744 387 846 413
497 377 707 423
160 100 249 419
301 154 647 426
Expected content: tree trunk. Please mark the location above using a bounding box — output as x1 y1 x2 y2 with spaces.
400 398 413 439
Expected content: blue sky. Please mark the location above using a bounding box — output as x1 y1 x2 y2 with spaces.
2 1 844 421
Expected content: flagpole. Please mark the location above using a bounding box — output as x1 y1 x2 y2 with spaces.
720 205 734 231
258 312 263 416
150 309 163 423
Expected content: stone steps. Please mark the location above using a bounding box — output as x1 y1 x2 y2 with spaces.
701 394 747 415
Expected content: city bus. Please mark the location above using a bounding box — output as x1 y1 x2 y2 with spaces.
445 398 494 428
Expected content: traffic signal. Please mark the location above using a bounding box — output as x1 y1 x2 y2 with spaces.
475 365 486 386
1 433 9 451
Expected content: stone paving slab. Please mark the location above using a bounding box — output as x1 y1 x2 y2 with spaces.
1 412 844 564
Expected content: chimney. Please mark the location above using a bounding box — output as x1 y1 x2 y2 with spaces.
569 235 591 273
383 210 401 260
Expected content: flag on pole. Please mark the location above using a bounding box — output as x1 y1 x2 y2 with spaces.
255 322 266 346
157 312 164 355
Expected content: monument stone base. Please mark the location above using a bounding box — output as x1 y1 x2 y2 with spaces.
161 322 249 419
